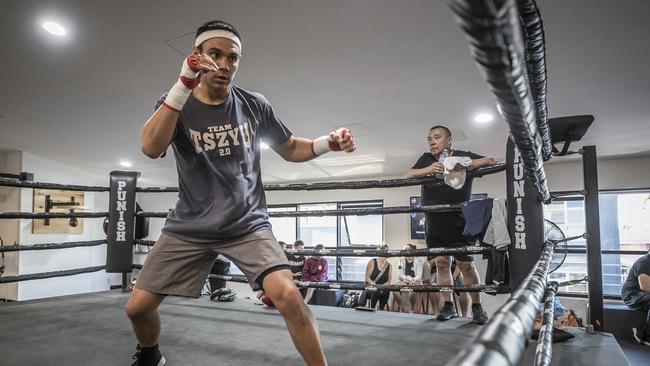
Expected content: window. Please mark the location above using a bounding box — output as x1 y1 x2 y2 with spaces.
298 203 337 246
267 200 384 282
339 202 383 281
269 206 297 244
545 190 650 297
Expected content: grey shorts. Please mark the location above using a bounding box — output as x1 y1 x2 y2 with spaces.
135 229 289 297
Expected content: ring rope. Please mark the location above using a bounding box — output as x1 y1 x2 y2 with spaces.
136 203 464 219
204 273 510 294
449 0 551 203
534 281 558 366
133 239 493 257
0 240 106 252
134 163 507 193
0 212 108 219
447 240 555 366
0 265 106 283
0 177 109 192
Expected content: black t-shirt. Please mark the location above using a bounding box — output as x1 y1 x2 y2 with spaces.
404 260 415 278
621 254 650 305
412 150 483 231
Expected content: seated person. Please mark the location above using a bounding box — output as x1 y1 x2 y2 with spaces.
303 244 329 304
622 251 650 345
365 244 393 310
407 125 495 324
393 244 426 312
287 240 306 280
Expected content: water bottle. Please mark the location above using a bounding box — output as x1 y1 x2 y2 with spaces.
436 149 449 178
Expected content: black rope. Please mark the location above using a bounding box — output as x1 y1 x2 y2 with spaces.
137 204 464 219
0 178 109 192
0 240 106 252
448 240 555 366
207 274 510 294
550 190 587 200
133 240 493 257
0 212 108 219
518 0 551 161
134 239 156 246
135 163 506 193
285 246 492 257
449 0 551 203
556 277 588 288
534 282 558 366
0 265 106 283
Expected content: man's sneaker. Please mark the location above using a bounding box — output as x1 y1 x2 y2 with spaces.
131 344 166 366
632 328 650 346
471 304 489 325
436 302 458 321
633 328 642 344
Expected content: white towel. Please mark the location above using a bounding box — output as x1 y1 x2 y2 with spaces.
484 197 510 249
442 156 473 190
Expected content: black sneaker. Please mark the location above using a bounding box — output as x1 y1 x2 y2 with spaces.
436 302 458 321
131 344 166 366
471 305 489 325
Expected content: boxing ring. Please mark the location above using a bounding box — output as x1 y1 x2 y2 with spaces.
0 0 626 365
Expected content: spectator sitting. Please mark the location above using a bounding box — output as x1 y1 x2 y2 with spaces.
287 240 306 280
365 244 393 310
621 251 650 346
303 244 329 304
392 244 426 312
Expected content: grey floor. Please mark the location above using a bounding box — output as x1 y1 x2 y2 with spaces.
0 291 633 366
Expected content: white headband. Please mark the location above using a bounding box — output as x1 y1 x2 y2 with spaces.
194 29 242 51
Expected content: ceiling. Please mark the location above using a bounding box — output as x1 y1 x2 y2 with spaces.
1 0 649 186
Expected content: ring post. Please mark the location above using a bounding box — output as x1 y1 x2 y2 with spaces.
507 137 546 289
106 171 139 273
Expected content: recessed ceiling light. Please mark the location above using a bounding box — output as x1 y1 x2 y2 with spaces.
119 161 132 168
474 113 494 123
260 142 270 150
42 21 66 36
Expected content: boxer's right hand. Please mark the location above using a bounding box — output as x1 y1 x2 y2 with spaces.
163 53 220 112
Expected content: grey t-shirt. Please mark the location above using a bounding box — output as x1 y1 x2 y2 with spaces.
155 86 292 241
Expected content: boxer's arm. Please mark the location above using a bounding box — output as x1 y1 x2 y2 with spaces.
141 53 218 159
141 107 178 158
274 130 356 162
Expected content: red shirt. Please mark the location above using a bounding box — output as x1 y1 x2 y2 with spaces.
302 257 329 282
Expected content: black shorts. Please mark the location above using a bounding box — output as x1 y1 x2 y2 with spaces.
425 213 473 262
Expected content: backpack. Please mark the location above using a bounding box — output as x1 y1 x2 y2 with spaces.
340 291 360 308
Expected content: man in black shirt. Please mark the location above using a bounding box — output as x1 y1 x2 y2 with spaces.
621 252 650 345
288 240 306 280
408 125 496 324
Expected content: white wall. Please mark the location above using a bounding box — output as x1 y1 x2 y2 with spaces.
15 152 117 301
0 151 22 300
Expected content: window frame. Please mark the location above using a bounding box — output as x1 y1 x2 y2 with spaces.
268 199 384 282
549 187 650 299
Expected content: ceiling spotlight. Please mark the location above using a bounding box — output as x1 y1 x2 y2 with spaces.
119 161 132 168
42 21 66 36
260 142 270 150
474 113 494 123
